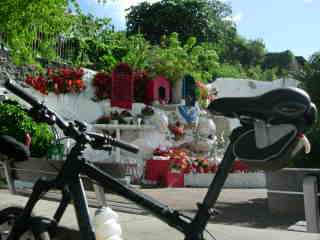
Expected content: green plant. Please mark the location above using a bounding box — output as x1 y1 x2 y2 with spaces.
289 124 320 169
0 0 79 64
0 100 54 157
146 33 219 84
290 52 320 168
126 0 234 45
212 63 247 80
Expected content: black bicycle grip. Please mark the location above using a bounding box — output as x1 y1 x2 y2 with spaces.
87 132 139 154
112 138 140 154
5 79 42 108
5 79 69 130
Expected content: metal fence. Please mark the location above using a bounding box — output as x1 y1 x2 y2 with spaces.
0 31 79 62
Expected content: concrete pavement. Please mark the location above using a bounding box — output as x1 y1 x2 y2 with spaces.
0 190 320 240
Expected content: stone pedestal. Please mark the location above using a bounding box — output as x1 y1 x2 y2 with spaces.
266 168 320 216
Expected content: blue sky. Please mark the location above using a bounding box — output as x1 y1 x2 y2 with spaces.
77 0 320 59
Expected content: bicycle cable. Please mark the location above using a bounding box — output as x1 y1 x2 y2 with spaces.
178 213 217 240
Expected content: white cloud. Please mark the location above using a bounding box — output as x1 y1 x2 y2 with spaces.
83 0 159 30
225 12 243 25
91 0 158 8
303 0 313 3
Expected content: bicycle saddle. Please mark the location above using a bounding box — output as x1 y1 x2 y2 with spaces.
208 87 317 126
0 135 30 162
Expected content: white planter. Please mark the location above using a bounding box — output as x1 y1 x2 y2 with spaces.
184 172 266 188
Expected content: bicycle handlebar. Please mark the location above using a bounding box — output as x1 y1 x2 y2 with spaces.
5 79 69 129
5 80 41 107
87 132 139 153
5 79 139 154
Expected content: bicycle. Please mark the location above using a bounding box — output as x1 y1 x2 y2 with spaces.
0 77 317 240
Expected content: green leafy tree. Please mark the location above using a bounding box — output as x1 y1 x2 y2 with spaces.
220 35 266 67
262 50 299 76
293 52 320 168
70 14 123 70
212 63 247 80
126 0 236 45
246 66 263 80
0 0 81 64
121 34 152 70
299 52 320 111
260 67 278 81
245 39 267 66
145 33 219 84
65 14 114 66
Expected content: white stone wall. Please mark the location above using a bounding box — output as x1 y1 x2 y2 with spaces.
207 77 300 98
184 172 266 188
207 78 301 130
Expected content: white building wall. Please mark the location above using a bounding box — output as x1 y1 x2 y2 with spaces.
207 78 301 130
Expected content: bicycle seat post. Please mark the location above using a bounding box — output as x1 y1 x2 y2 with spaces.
185 129 240 240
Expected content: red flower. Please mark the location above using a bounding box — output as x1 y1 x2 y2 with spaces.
232 160 250 173
92 72 112 101
74 68 85 79
60 68 72 78
25 67 85 95
47 68 54 76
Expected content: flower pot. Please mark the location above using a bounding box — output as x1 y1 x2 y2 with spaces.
163 171 184 188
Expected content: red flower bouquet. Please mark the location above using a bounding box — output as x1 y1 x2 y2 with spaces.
92 72 112 101
25 67 85 95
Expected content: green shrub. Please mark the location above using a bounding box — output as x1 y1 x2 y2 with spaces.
291 52 320 168
212 63 247 80
291 124 320 169
0 100 54 157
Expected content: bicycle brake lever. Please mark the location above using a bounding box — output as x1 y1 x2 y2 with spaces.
74 120 88 132
29 106 56 125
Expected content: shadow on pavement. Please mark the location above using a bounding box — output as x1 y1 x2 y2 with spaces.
184 198 302 230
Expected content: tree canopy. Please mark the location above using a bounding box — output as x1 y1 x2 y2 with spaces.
0 0 306 82
125 0 270 68
262 50 299 75
126 0 236 45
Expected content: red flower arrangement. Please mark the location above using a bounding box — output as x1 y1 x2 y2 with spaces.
168 121 185 141
153 148 218 174
92 69 151 102
92 72 112 101
192 157 211 173
25 67 85 95
231 160 250 173
152 147 251 175
25 75 48 95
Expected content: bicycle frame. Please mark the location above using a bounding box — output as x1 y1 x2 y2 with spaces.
2 74 317 240
6 129 238 240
